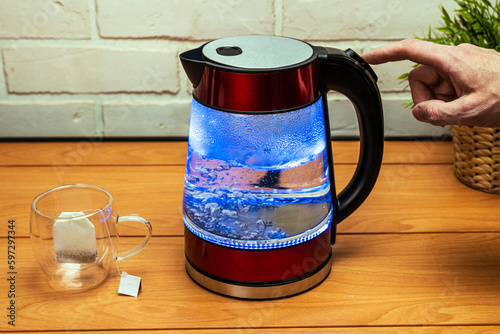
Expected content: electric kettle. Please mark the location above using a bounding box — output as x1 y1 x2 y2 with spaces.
180 35 384 299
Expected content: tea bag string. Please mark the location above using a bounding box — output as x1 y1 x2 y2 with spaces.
96 208 142 297
97 208 123 276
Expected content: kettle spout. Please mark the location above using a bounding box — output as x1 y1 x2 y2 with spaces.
180 47 206 88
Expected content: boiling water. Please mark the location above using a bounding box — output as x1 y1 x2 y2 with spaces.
182 98 333 249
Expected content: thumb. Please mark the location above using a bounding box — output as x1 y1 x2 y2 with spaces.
412 99 463 126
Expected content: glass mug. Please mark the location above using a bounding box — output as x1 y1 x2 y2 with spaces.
30 184 152 291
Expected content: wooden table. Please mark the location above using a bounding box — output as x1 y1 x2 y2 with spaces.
1 140 499 333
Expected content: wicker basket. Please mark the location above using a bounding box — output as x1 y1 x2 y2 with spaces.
452 125 500 194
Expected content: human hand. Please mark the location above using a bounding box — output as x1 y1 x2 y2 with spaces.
363 39 500 127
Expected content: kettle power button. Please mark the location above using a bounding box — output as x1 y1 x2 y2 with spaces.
345 48 378 82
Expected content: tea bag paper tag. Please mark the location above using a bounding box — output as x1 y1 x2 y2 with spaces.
118 272 142 297
53 212 97 263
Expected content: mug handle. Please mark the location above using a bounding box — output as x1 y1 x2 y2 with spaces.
316 46 384 224
115 215 152 261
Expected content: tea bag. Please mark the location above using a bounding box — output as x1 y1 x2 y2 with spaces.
53 212 97 263
118 272 142 297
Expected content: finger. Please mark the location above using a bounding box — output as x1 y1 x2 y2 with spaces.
413 100 450 126
408 65 440 104
363 39 452 69
434 93 458 103
408 65 457 104
422 93 499 127
432 80 457 98
413 98 467 126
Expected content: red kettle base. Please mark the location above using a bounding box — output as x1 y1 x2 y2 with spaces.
185 253 332 300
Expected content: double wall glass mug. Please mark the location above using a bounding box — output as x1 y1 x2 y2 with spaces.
30 184 152 291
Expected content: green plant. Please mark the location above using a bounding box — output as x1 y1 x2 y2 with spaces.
399 0 500 106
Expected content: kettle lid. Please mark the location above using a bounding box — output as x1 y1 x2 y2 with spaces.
202 35 314 70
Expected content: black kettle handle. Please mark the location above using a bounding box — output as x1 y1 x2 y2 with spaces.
316 47 384 224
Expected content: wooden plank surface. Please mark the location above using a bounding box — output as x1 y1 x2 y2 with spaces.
0 140 499 333
2 328 499 334
2 234 500 331
4 329 500 334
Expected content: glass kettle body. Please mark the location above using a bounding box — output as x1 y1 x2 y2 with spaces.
180 35 384 299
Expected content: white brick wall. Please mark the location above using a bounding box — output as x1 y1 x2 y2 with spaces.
0 0 457 139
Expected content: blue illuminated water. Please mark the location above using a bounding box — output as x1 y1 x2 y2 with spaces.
182 98 333 249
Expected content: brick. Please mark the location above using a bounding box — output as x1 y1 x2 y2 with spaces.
0 0 90 39
96 0 274 39
0 101 96 138
283 0 458 40
103 101 191 137
2 46 179 94
327 94 450 138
